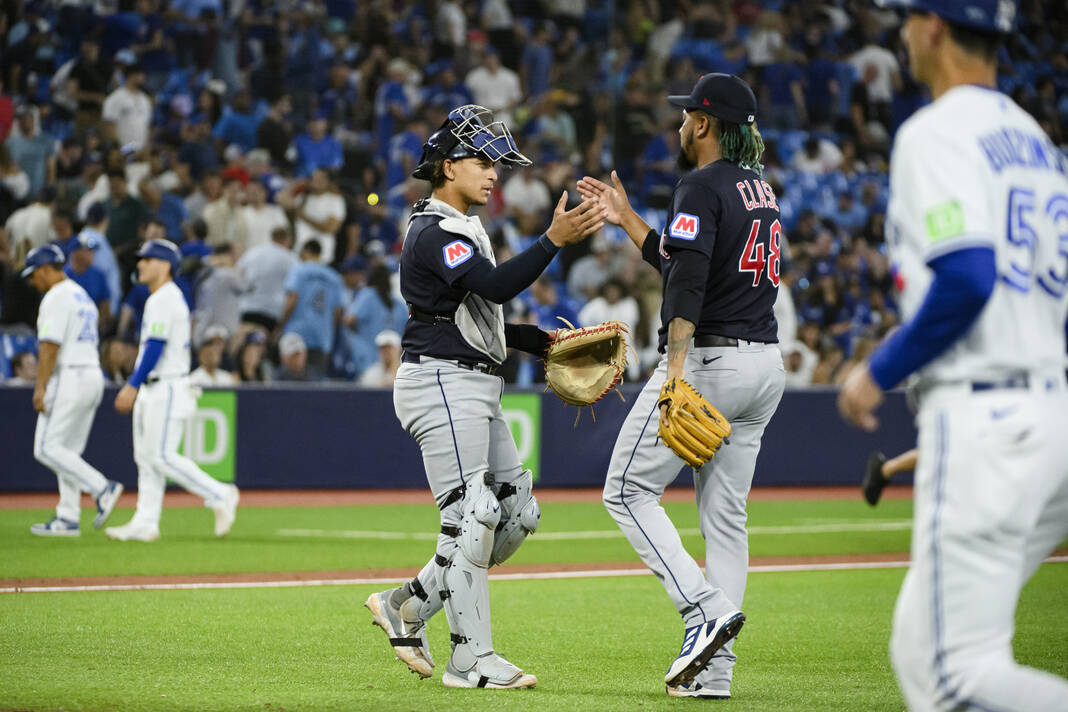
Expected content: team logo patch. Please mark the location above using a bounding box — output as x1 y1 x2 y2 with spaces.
442 240 474 268
669 212 700 240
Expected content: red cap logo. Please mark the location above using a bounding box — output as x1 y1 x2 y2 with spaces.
702 98 710 106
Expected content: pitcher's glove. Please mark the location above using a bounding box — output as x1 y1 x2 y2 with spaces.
862 451 888 506
657 377 731 469
544 319 632 407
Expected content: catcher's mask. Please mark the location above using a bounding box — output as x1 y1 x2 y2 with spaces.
412 104 531 180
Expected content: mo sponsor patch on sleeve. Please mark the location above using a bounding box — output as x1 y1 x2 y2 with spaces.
442 239 474 268
669 212 700 240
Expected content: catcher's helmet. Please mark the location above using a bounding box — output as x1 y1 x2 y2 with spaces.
412 104 531 180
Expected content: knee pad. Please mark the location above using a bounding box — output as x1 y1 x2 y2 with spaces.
458 473 501 569
491 470 540 566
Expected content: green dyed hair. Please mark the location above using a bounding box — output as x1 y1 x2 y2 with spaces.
717 118 766 176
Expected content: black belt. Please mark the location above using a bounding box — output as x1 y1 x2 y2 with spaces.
694 335 739 347
402 352 497 375
408 304 455 324
971 374 1029 392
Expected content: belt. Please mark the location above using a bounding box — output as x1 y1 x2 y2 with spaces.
971 374 1029 392
146 374 185 385
408 304 455 325
694 335 739 347
402 352 497 375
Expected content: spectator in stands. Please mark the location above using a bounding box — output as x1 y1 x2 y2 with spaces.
9 350 37 384
63 231 112 332
848 29 902 137
275 239 343 379
69 37 109 129
763 48 807 129
829 191 868 234
521 23 554 100
285 168 345 263
792 136 843 174
100 337 137 385
5 105 54 199
276 332 311 381
567 233 622 301
105 170 147 256
184 170 222 220
5 185 56 260
423 63 474 110
501 166 552 225
578 278 639 331
465 49 521 123
102 64 152 149
0 144 30 208
256 94 292 169
192 243 245 349
782 340 818 388
802 44 840 129
72 202 120 315
203 175 248 252
357 330 401 388
235 330 270 383
190 325 237 387
178 117 220 182
294 110 343 179
237 225 298 334
212 91 261 153
241 180 289 252
527 275 581 332
343 263 406 378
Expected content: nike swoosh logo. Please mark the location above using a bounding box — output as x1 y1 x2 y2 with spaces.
702 356 722 365
991 407 1017 420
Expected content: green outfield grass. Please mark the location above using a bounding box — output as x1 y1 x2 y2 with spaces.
1 498 915 578
1 498 1065 711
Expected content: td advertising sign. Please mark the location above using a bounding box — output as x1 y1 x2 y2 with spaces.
500 393 541 481
178 390 236 483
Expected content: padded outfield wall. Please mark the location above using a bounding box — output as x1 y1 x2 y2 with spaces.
0 385 916 491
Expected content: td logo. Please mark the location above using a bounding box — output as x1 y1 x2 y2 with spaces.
179 390 236 483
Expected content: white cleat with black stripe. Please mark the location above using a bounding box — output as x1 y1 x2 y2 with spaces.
664 610 745 687
365 588 433 678
441 648 536 689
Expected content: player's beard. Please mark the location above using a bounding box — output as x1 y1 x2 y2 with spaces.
677 125 696 171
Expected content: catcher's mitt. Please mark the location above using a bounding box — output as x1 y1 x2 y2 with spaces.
862 451 887 506
657 377 731 469
544 319 632 407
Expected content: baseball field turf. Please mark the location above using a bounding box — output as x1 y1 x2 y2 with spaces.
2 492 1065 711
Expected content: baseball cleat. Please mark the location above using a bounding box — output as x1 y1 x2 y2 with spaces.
667 681 732 699
30 517 81 537
365 589 434 678
665 611 745 687
105 521 160 542
441 652 536 689
94 480 124 529
212 484 240 537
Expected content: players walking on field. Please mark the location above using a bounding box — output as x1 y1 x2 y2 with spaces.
838 1 1068 709
364 105 604 689
22 245 124 537
578 74 784 698
105 239 240 542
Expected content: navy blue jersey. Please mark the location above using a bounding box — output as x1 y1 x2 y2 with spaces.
654 160 781 349
399 213 495 364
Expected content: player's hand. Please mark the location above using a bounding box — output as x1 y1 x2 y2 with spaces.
837 362 883 432
32 386 46 414
114 384 138 414
576 171 632 226
545 191 606 247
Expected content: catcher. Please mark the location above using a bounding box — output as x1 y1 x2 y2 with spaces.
364 105 603 689
577 73 785 699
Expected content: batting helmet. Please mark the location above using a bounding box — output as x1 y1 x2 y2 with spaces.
21 244 66 278
412 104 532 181
874 0 1016 34
136 238 182 275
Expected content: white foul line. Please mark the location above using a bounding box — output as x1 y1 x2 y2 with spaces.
275 520 914 542
4 557 1065 595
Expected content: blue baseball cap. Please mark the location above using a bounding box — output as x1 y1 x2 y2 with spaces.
21 244 65 278
875 0 1016 34
669 73 758 126
136 238 182 274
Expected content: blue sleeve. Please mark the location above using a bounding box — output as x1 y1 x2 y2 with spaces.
868 247 996 390
128 338 166 387
284 265 301 293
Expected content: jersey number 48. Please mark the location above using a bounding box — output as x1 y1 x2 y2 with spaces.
738 219 782 287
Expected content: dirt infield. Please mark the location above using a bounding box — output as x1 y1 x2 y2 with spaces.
0 485 913 510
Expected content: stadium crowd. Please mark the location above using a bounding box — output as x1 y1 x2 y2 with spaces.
0 0 1065 387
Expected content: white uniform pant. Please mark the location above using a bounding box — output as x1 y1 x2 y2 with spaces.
128 378 229 526
603 342 785 688
33 366 109 521
891 373 1068 712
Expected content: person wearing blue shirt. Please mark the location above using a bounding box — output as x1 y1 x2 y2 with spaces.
212 91 262 152
343 264 407 377
373 61 411 161
520 25 553 99
422 64 474 110
63 232 112 331
385 116 428 190
525 276 581 332
276 239 344 379
69 202 122 316
294 111 343 178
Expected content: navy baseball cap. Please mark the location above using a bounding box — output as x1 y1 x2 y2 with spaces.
137 238 182 274
21 244 65 278
875 0 1016 34
668 73 758 126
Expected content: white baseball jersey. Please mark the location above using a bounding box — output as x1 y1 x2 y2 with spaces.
886 85 1068 385
136 281 192 379
37 278 100 367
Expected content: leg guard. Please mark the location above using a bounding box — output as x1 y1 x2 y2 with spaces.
491 469 540 566
440 473 500 657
